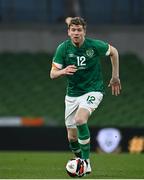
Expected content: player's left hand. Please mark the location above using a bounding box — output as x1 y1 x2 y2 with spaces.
108 77 121 96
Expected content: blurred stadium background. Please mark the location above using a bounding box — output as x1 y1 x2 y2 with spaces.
0 0 144 153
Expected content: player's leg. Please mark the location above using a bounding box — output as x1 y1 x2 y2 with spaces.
65 95 81 158
75 91 103 173
66 127 81 158
75 107 93 174
75 108 90 160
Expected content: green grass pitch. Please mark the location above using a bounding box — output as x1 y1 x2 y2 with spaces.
0 151 144 179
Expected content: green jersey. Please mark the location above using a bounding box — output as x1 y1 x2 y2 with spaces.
52 38 110 96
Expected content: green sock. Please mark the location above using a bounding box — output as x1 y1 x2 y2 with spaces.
69 140 81 158
77 123 90 159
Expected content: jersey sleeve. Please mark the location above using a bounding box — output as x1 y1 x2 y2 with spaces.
95 40 110 56
52 42 65 69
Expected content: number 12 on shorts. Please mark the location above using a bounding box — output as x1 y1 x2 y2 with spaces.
87 95 95 104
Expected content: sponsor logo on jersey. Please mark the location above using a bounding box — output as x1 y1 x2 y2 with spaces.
77 66 86 70
86 49 94 57
68 53 75 58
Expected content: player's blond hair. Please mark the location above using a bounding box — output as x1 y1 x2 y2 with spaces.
65 17 86 30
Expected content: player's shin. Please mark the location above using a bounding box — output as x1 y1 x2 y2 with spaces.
77 123 90 160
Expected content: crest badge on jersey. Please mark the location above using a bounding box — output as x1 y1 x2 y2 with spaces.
86 49 94 57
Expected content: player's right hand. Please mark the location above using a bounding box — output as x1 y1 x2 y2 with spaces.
63 65 77 75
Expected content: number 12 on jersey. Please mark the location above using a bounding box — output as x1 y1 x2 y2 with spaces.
77 56 86 66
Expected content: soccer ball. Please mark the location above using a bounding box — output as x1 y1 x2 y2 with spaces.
66 158 87 177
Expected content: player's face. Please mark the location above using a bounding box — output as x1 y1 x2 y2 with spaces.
68 24 86 47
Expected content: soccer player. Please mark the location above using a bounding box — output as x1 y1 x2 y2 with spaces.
50 17 121 174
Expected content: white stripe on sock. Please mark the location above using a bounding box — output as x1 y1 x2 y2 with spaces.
72 149 81 153
78 138 90 145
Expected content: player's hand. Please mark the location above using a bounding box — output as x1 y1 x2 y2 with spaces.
108 77 121 96
63 65 77 75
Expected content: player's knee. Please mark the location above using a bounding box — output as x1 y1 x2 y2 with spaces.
75 117 86 125
67 128 78 142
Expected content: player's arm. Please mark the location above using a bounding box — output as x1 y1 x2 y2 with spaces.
108 45 122 96
50 63 77 79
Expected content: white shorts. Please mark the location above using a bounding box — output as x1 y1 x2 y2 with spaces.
65 91 103 128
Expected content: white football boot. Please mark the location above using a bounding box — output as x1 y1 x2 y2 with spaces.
85 159 92 174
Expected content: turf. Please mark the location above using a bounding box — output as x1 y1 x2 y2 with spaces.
0 151 143 179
